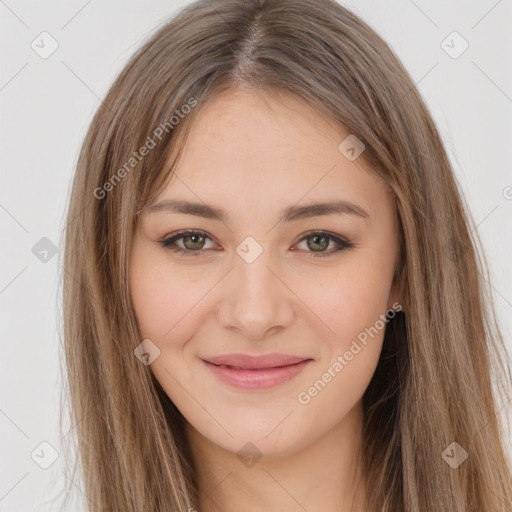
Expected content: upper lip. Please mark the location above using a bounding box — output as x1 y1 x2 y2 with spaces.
202 353 312 369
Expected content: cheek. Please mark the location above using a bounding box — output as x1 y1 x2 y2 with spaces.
295 272 390 420
129 253 208 346
295 256 394 401
304 261 394 345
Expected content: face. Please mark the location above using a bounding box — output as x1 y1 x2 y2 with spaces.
129 88 401 458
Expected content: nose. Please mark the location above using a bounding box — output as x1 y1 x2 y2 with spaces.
215 245 295 340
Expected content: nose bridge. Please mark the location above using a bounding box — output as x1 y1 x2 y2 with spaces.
216 238 294 338
235 244 276 300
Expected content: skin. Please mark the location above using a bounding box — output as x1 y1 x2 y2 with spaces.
129 87 402 512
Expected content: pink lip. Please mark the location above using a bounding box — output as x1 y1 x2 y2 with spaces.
202 353 313 390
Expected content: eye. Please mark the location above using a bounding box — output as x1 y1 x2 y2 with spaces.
292 230 354 258
158 230 354 257
159 230 218 256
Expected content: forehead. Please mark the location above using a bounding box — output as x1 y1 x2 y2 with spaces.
151 88 390 220
180 87 347 167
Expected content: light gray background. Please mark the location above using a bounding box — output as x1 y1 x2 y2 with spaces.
1 1 511 510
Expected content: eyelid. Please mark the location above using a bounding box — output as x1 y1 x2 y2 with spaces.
160 229 220 252
159 229 354 257
292 230 354 257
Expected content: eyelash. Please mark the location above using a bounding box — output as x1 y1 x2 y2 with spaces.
158 229 355 258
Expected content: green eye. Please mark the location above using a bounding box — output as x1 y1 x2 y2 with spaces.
293 230 354 258
305 234 331 252
159 230 354 258
181 233 207 251
160 230 215 256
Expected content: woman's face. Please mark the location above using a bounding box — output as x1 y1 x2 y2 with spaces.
129 88 401 458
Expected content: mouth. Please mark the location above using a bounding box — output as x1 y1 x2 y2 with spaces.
201 354 313 390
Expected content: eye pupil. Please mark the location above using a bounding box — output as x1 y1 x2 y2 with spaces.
162 230 350 258
184 234 205 250
308 234 329 252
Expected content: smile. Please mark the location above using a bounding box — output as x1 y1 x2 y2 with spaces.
202 359 312 390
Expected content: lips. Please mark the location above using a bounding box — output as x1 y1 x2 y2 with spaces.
202 353 313 390
202 353 310 370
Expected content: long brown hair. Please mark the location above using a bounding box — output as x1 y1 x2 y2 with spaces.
58 0 512 510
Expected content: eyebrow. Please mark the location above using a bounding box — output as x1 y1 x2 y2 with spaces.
142 198 370 222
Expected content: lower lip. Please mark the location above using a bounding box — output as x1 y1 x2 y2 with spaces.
203 359 312 390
